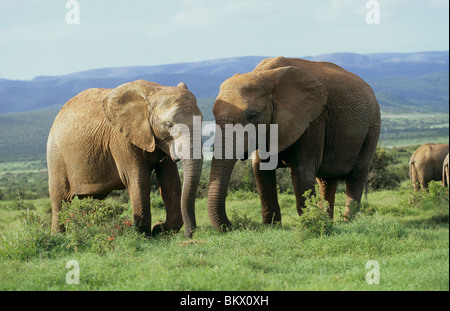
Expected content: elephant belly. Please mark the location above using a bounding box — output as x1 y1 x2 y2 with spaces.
68 162 125 197
63 146 125 196
318 138 367 179
317 159 358 179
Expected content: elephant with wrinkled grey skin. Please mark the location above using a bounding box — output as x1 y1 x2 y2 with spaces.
207 57 381 232
443 154 449 187
47 80 203 238
409 143 449 191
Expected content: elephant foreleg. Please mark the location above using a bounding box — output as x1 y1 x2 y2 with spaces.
153 158 183 235
252 163 281 225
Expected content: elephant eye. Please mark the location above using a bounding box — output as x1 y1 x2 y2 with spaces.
165 121 173 129
246 111 260 124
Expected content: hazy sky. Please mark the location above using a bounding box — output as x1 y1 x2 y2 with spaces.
0 0 448 79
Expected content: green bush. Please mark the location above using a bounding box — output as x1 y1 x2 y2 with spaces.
0 198 147 260
294 185 334 238
276 168 294 194
398 181 449 227
227 160 294 194
228 161 257 193
369 146 401 190
150 192 164 209
427 181 450 204
0 210 62 260
59 198 134 254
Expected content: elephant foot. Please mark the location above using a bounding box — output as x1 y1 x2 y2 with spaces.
151 222 182 236
184 226 194 239
137 225 152 237
343 205 359 222
262 211 281 225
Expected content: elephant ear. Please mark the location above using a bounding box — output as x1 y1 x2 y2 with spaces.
264 66 327 153
177 82 189 90
102 80 158 153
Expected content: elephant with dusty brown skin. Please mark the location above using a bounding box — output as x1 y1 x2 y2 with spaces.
207 57 381 232
443 154 449 187
47 80 203 237
409 143 449 191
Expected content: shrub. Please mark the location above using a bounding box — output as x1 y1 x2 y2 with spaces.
59 198 134 253
400 181 449 224
0 198 146 260
228 161 257 193
276 168 294 194
368 146 401 190
294 185 333 238
427 181 449 205
228 161 294 194
150 192 164 209
0 210 62 260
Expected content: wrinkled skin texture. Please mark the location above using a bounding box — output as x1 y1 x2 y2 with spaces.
443 154 449 187
207 57 381 231
47 80 203 237
409 143 449 191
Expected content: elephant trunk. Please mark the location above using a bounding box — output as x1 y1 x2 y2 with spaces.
181 156 203 238
207 122 237 232
207 158 236 232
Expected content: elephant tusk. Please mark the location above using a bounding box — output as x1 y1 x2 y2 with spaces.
159 155 169 163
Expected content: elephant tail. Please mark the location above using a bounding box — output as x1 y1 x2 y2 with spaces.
410 159 419 190
364 179 368 202
443 163 449 187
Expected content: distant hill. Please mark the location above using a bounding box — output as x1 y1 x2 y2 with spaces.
0 52 448 116
0 107 58 162
0 52 448 161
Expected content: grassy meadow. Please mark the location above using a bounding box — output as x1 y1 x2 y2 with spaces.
0 178 448 291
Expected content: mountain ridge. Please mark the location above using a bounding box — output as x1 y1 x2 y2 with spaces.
0 51 448 115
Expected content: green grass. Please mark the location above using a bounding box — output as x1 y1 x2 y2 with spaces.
0 181 448 291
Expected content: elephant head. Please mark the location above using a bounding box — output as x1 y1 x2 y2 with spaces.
103 79 203 237
207 66 327 232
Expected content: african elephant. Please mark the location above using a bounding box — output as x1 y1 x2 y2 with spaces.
47 80 203 237
443 154 449 187
409 143 449 191
207 57 381 231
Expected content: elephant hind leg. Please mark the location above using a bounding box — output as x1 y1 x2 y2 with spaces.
47 139 73 233
316 178 338 219
344 174 366 220
48 163 72 234
344 125 378 220
344 157 374 220
410 162 422 191
290 165 317 217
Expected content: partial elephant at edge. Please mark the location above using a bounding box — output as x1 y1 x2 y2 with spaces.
409 143 449 191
